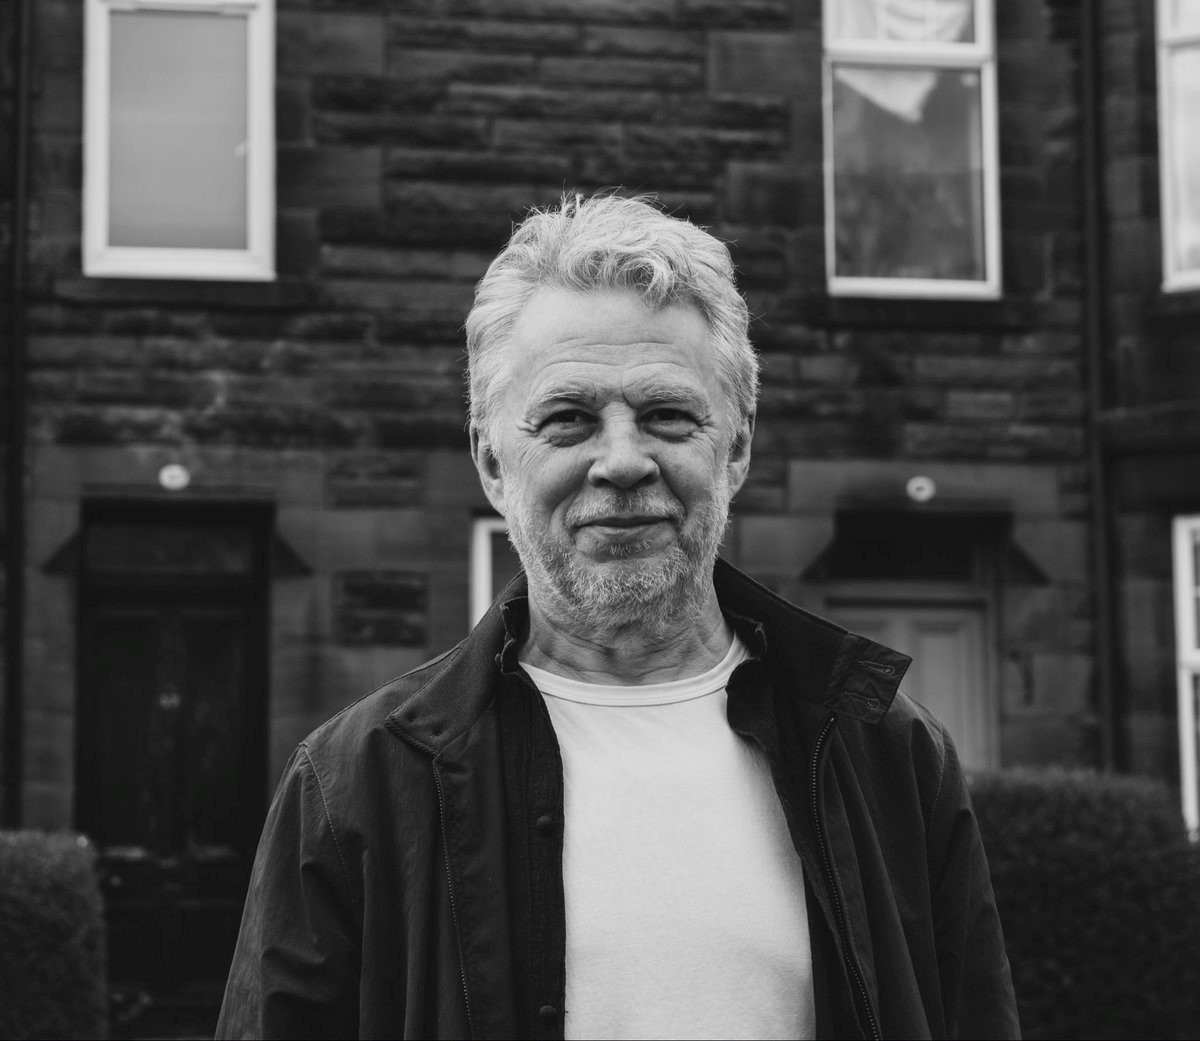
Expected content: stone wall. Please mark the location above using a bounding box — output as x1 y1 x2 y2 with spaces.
1097 0 1200 778
0 0 19 818
10 0 1102 815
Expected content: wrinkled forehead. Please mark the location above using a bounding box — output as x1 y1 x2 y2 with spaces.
505 286 719 387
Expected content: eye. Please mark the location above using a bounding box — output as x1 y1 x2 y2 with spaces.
542 409 592 428
644 407 698 434
539 409 595 442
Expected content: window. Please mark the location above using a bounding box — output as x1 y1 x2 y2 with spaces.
1157 1 1200 291
822 0 1000 297
469 518 522 626
83 0 274 280
1173 515 1200 833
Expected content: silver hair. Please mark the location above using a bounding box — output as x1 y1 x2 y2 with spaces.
464 191 760 441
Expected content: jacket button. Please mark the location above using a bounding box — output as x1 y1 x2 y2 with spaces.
535 814 555 834
538 1004 557 1022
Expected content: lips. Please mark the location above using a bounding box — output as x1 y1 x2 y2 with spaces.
583 515 669 529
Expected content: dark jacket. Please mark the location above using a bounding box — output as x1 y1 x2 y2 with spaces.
217 561 1020 1040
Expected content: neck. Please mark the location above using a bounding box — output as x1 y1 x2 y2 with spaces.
519 583 733 685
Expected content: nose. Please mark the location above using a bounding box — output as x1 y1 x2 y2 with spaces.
587 416 659 490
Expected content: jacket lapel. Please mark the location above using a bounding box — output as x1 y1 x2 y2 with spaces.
385 576 529 1039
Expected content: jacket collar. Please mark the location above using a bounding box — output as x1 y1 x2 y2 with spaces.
385 559 911 753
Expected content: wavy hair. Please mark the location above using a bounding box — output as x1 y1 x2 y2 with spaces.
465 192 759 441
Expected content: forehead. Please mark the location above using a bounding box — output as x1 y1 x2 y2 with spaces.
502 286 721 406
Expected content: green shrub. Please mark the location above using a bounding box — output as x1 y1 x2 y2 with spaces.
971 768 1200 1041
0 831 108 1040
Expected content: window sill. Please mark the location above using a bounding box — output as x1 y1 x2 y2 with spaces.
55 275 315 309
1143 289 1200 331
796 294 1040 331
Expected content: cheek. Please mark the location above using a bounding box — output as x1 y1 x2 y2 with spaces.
505 445 589 513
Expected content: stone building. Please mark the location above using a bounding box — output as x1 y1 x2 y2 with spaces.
0 0 1196 1030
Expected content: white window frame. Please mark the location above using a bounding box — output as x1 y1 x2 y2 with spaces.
470 517 511 627
1156 0 1200 292
1173 514 1200 834
822 0 1001 298
83 0 275 281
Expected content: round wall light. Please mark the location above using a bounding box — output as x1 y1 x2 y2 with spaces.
158 463 191 491
905 474 936 503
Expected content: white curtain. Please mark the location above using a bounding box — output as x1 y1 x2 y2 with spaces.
832 0 973 122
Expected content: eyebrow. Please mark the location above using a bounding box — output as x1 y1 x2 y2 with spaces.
526 378 712 415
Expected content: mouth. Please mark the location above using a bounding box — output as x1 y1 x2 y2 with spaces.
583 515 671 529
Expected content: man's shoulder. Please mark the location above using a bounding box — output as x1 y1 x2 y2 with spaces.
300 640 470 760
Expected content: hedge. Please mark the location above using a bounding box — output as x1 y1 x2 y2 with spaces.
0 831 107 1040
971 768 1200 1041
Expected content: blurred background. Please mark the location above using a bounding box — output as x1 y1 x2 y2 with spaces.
2 0 1200 1037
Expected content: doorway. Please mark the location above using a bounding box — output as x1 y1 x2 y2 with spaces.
75 500 270 1036
808 508 1002 770
828 599 992 768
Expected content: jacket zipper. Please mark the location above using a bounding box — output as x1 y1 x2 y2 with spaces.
811 714 882 1041
432 762 475 1038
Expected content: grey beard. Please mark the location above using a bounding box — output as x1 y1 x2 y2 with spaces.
503 477 732 642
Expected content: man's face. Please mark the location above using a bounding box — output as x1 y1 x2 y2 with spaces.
472 286 752 634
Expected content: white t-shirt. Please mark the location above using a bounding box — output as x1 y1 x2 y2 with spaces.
520 637 816 1041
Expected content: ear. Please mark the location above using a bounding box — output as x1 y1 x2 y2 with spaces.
726 414 754 498
470 424 507 515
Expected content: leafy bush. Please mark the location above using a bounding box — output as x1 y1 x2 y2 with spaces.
0 831 107 1039
971 768 1200 1040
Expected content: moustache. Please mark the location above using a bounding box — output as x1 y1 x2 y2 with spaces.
568 494 685 529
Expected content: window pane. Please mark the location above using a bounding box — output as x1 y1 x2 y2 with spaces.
109 9 248 250
1167 0 1200 35
830 0 975 45
1166 47 1200 274
831 64 986 281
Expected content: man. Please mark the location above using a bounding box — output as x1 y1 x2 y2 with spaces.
218 193 1020 1040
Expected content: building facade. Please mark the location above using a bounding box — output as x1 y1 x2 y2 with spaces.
0 0 1195 1029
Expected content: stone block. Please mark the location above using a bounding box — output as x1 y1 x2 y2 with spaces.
22 782 73 832
911 354 1081 388
277 209 322 277
1018 389 1085 421
945 390 1016 421
334 570 428 646
1000 714 1096 769
679 0 791 27
182 406 363 449
541 56 701 90
624 123 785 160
493 119 623 153
736 514 832 574
278 146 382 208
278 11 385 75
396 0 675 21
1013 519 1090 582
582 26 703 58
1125 709 1175 780
426 451 490 508
389 48 536 83
386 148 573 183
31 73 82 133
318 278 474 316
276 77 312 144
35 0 84 72
709 31 805 94
725 162 800 225
389 16 581 54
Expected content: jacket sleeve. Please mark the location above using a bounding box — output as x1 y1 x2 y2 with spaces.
926 730 1022 1039
216 745 362 1040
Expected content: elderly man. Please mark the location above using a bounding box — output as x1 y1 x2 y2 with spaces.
218 193 1019 1040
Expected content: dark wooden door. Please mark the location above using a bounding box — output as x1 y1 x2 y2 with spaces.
75 506 268 1037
